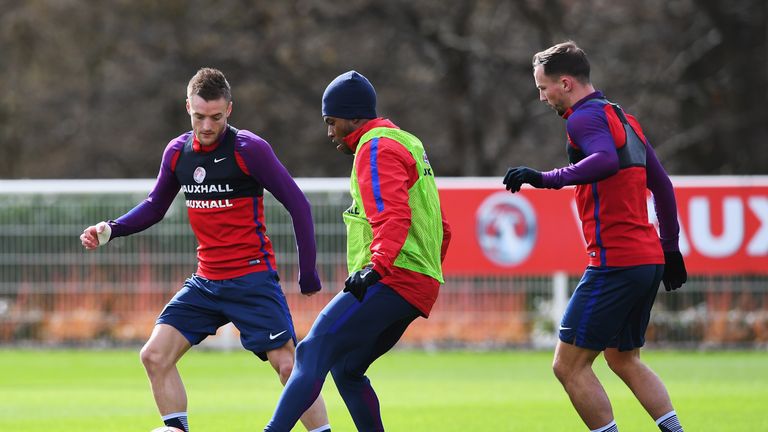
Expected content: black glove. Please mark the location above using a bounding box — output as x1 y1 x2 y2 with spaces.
662 251 687 291
503 167 543 193
344 267 382 302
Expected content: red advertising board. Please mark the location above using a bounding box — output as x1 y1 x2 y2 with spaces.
438 177 768 276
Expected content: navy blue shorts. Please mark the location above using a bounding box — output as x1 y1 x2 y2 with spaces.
157 271 296 361
559 264 663 352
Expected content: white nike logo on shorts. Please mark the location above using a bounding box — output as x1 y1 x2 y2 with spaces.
214 157 227 163
269 330 287 340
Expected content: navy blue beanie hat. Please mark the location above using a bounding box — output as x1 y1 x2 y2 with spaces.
322 71 377 119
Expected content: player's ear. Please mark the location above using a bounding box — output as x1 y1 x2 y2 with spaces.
561 76 572 92
226 101 233 117
186 99 191 115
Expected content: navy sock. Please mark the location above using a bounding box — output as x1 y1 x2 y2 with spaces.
656 410 683 432
162 412 189 432
591 420 618 432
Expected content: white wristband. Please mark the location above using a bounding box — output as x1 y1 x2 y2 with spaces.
96 222 112 246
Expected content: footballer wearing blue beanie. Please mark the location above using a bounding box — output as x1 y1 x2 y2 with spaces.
322 71 377 119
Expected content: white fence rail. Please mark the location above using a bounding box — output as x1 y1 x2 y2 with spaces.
1 179 766 349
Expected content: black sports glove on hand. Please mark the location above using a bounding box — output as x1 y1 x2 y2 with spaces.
344 267 382 302
503 167 543 193
662 251 687 291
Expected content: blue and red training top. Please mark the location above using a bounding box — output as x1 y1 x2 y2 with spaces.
342 118 452 317
540 91 680 267
107 125 321 293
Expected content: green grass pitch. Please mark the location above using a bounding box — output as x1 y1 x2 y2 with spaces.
0 349 765 431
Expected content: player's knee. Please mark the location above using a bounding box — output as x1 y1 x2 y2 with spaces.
330 363 366 389
292 335 330 378
551 357 576 384
329 363 348 381
275 358 294 383
605 356 623 375
139 344 171 373
605 353 637 376
295 335 320 362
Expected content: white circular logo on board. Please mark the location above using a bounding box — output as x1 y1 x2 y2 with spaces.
476 192 537 266
193 166 206 184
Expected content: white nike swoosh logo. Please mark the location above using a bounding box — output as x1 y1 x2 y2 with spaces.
559 326 571 331
269 330 287 340
214 157 227 163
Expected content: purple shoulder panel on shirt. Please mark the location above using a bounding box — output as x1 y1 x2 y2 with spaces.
109 133 186 238
645 143 680 251
541 104 619 189
235 130 321 293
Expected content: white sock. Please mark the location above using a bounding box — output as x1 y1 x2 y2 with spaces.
308 425 331 432
591 420 618 432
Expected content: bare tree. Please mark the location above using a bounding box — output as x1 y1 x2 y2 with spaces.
0 0 764 179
